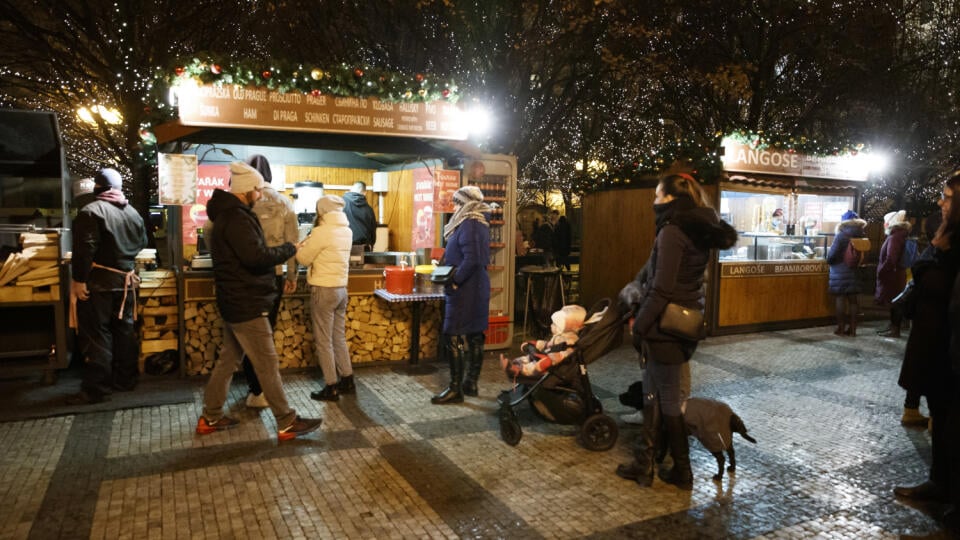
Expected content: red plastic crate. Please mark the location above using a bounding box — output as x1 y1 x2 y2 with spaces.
486 316 510 345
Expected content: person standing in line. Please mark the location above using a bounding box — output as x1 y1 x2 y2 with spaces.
240 154 299 409
432 186 491 404
531 215 556 267
197 161 322 441
895 173 960 527
875 210 911 339
615 173 737 491
296 195 355 402
550 209 572 270
342 181 377 250
826 210 868 336
67 168 148 404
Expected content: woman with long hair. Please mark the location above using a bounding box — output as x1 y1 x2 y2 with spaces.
615 173 737 490
431 186 491 404
894 171 960 532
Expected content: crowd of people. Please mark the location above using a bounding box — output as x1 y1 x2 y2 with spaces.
66 159 960 532
520 209 573 269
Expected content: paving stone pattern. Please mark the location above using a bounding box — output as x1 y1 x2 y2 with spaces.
0 321 945 539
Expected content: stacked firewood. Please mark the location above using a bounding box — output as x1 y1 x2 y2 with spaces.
0 232 60 302
137 270 179 372
181 294 442 375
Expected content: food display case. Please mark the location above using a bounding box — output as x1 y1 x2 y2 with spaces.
720 234 832 261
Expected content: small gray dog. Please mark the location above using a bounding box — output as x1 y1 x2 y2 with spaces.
620 381 757 482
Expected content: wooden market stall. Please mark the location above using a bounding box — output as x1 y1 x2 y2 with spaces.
154 84 517 375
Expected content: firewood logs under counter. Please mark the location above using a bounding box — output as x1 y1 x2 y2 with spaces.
181 269 442 376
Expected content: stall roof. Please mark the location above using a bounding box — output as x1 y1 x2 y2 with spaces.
153 120 482 166
725 174 862 193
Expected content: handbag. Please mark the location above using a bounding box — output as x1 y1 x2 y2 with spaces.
891 279 916 320
430 265 456 285
658 302 705 341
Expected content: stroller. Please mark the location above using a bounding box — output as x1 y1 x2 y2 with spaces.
496 298 627 451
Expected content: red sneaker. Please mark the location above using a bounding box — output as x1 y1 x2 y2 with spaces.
196 416 240 434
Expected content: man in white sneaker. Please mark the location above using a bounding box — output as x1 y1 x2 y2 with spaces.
197 161 322 441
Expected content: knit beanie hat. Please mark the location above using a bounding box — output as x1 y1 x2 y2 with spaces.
551 305 587 334
229 161 264 193
316 195 345 217
453 185 484 205
246 154 273 184
93 168 122 193
841 210 859 221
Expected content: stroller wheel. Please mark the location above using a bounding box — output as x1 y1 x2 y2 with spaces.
499 404 523 446
579 413 619 451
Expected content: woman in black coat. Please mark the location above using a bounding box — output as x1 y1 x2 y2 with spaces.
615 174 737 490
894 171 960 531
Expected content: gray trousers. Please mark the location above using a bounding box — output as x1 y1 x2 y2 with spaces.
309 286 353 385
202 316 296 429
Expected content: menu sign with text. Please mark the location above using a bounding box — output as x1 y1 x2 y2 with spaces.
182 164 230 247
411 167 436 249
177 84 468 140
158 153 198 205
434 169 461 214
722 140 869 181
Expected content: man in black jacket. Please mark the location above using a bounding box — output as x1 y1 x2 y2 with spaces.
197 162 322 441
343 181 377 249
68 168 147 404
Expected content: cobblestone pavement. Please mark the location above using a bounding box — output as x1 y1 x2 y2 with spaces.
0 321 946 539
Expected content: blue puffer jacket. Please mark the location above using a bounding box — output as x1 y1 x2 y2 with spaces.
442 217 491 335
826 218 867 295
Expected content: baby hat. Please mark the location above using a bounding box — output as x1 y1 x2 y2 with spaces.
93 168 123 193
316 195 345 216
551 305 587 334
841 210 859 221
229 161 264 193
453 185 484 205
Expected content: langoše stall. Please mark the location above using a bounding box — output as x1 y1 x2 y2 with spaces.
152 82 516 376
710 137 872 333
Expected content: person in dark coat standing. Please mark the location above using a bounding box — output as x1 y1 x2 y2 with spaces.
531 216 556 266
826 210 867 336
895 172 960 536
342 181 377 249
67 168 147 404
615 173 737 490
431 185 491 404
197 162 322 441
875 210 911 338
550 209 573 270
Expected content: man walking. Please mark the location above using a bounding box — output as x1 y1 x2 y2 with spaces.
197 161 322 441
68 168 147 404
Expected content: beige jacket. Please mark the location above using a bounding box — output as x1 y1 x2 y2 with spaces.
253 186 299 280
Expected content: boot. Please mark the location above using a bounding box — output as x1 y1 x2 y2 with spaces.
432 336 464 404
901 407 929 427
338 375 356 394
877 325 901 338
616 392 659 487
847 312 858 337
659 414 693 490
461 333 485 397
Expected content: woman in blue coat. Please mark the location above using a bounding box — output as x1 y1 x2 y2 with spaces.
826 210 867 336
432 186 491 404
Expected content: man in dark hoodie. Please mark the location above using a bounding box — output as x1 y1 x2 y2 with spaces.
67 168 147 405
343 181 377 249
197 161 322 441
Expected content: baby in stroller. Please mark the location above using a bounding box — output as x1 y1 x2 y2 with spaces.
500 305 586 378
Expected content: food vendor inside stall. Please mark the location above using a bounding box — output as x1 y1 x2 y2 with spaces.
710 136 877 334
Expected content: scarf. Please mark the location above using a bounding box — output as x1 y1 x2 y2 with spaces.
96 187 128 206
444 200 490 240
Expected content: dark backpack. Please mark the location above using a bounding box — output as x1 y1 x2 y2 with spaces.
899 238 919 270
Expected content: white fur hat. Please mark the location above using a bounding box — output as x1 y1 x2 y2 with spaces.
229 161 264 194
884 210 909 231
551 305 587 334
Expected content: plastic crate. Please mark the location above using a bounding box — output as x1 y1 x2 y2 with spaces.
486 316 510 345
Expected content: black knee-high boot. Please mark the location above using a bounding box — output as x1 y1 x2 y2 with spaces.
659 414 693 490
616 392 660 486
432 335 464 404
461 332 485 397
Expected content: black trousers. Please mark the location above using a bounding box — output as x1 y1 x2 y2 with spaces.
76 289 139 398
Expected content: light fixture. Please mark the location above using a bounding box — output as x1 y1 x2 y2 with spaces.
77 105 123 126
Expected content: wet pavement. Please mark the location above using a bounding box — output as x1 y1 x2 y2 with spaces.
0 320 946 539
